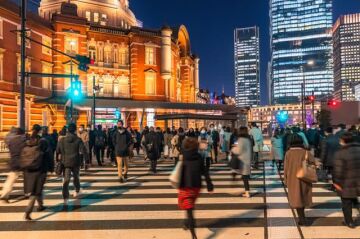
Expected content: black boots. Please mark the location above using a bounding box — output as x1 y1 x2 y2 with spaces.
296 208 309 226
186 209 197 239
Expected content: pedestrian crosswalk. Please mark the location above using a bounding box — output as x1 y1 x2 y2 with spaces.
0 158 359 239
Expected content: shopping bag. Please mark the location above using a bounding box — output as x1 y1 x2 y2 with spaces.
169 161 183 189
296 151 318 183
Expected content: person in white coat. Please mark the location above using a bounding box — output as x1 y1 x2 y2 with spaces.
249 123 263 169
231 126 253 198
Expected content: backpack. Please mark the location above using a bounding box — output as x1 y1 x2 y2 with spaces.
95 133 106 148
19 140 43 170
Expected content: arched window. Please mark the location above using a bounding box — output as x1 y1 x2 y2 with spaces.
119 47 129 65
118 75 130 97
113 45 119 63
113 79 119 97
145 71 156 95
97 42 104 62
98 76 104 96
89 45 96 62
104 44 112 64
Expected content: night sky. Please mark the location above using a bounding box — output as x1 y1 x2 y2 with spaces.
131 0 360 105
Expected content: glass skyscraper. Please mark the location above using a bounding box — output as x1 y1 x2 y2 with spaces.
333 13 360 101
270 0 333 104
234 27 260 107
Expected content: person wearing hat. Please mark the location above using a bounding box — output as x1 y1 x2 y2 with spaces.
24 124 53 221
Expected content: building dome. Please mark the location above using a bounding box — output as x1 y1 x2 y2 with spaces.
39 0 139 28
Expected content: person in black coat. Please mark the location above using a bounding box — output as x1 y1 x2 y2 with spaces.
333 133 360 229
113 120 132 183
320 127 340 183
178 137 214 239
144 127 162 173
87 124 95 165
57 123 86 204
24 124 53 221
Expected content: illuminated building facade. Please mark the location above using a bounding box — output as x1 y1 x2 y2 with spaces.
333 13 360 101
270 0 333 104
0 0 200 133
234 27 260 107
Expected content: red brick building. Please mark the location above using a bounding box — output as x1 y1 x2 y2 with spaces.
0 0 200 134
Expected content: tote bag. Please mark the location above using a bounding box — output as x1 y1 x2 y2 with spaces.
169 161 183 189
296 151 318 183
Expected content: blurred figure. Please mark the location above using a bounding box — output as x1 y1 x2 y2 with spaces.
107 125 117 167
333 133 360 229
0 127 26 202
306 123 320 157
198 127 212 171
88 125 95 165
271 128 284 169
163 128 172 159
231 126 252 198
222 127 232 159
77 124 90 170
249 122 263 169
51 129 59 152
23 124 53 220
141 126 150 160
187 128 196 138
170 130 181 165
94 125 106 166
156 127 164 160
57 123 85 205
113 120 132 183
144 127 162 173
320 127 340 186
178 137 214 239
134 129 142 155
209 124 220 163
284 134 315 226
335 124 347 138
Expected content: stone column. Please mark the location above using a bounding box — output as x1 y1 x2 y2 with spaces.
194 57 200 102
161 26 173 100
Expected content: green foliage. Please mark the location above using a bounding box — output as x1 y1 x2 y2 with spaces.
316 109 332 128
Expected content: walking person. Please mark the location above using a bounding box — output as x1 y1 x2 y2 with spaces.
284 134 315 226
178 137 214 239
77 124 90 170
144 127 162 173
170 130 181 165
222 127 232 160
163 128 172 159
271 128 284 169
57 123 86 205
333 133 360 229
198 127 212 171
231 126 252 198
134 129 141 155
113 120 132 183
23 124 54 220
0 127 26 203
249 122 263 169
209 124 220 163
320 127 340 186
94 125 106 166
88 125 95 165
108 126 117 166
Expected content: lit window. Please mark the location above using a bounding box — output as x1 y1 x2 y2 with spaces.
17 55 31 85
101 14 107 26
145 47 156 65
17 26 30 48
104 44 112 64
42 36 52 55
64 37 78 55
64 63 78 90
42 62 52 90
85 11 91 21
119 47 129 65
94 13 99 23
0 49 3 81
145 71 156 95
88 45 96 61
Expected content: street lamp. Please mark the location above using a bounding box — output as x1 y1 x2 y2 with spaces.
301 60 315 129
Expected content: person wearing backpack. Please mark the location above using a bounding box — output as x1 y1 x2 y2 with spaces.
57 123 86 205
144 127 162 173
23 124 54 221
113 120 132 183
94 125 106 166
0 127 26 203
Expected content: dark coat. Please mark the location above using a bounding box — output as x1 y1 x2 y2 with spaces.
144 131 162 160
333 143 360 198
306 128 320 147
320 134 340 168
5 133 26 171
57 133 85 168
89 130 96 147
24 136 52 195
284 148 314 208
113 129 132 157
211 130 220 146
180 148 213 191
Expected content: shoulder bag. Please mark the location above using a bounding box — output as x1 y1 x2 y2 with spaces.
296 150 318 183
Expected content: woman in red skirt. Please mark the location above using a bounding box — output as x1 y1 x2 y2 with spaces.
178 137 214 239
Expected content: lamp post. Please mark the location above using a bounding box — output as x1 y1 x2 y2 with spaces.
69 40 76 122
19 0 26 130
301 60 315 128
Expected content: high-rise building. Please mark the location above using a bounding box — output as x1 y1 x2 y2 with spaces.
234 27 260 107
333 13 360 101
270 0 333 105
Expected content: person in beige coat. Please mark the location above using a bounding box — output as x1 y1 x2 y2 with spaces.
77 124 90 169
284 134 315 226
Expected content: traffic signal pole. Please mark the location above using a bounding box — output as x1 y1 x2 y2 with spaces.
70 59 73 122
19 0 26 130
93 75 96 130
312 91 315 122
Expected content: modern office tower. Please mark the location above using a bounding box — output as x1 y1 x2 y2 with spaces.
270 0 333 104
333 13 360 101
234 26 260 107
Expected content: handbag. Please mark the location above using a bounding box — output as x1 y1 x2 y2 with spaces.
169 161 183 189
296 150 318 183
55 160 64 176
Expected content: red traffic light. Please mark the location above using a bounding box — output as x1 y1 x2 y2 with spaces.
327 100 339 107
309 95 315 101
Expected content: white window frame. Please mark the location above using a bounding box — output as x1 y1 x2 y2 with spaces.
145 46 156 65
85 11 91 22
41 61 53 90
145 71 156 95
42 36 52 55
94 12 99 23
64 36 78 56
17 26 30 48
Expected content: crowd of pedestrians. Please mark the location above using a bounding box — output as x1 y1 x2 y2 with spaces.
0 121 359 235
